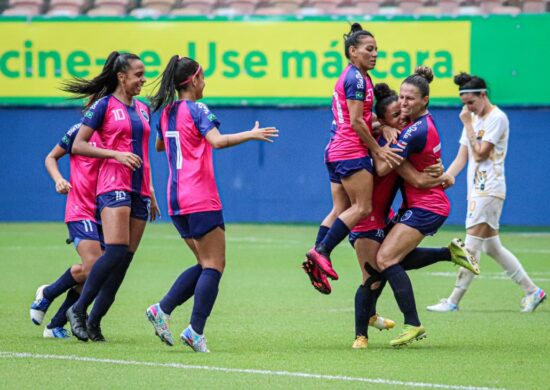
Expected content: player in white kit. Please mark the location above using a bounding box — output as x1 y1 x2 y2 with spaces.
427 72 546 313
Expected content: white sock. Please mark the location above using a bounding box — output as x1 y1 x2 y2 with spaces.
448 235 484 305
483 235 538 295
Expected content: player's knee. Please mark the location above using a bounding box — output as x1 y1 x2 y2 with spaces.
375 250 395 271
71 264 86 284
355 204 372 220
200 257 225 273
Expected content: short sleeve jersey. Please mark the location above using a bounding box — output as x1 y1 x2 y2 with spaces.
157 100 222 216
325 63 374 163
82 95 151 197
395 113 450 217
459 106 508 199
58 123 102 223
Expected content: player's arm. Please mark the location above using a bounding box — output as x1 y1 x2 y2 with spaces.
148 167 161 222
72 124 142 171
156 137 165 152
205 121 278 149
45 145 71 194
460 106 494 162
396 161 454 189
348 99 402 168
446 145 469 180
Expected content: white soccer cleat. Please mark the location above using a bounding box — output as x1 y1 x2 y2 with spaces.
181 325 209 353
145 303 174 346
43 326 70 339
426 298 458 312
521 288 546 313
30 285 51 325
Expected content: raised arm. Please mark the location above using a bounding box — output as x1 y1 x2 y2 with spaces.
45 145 71 194
460 106 494 162
205 121 278 150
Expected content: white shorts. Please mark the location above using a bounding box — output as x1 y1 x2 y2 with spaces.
465 196 503 230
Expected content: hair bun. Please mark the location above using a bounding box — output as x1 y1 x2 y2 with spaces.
453 72 472 87
351 22 363 33
414 66 434 84
373 83 396 101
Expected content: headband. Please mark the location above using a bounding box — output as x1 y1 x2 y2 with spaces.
459 88 486 94
178 65 202 86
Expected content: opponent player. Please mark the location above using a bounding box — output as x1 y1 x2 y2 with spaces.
304 23 402 290
62 51 160 342
145 55 278 352
30 122 102 338
427 73 546 313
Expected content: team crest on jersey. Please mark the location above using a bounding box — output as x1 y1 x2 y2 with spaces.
400 210 413 222
140 108 149 122
476 129 485 140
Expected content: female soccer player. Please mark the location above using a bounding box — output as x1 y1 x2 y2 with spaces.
427 73 546 313
62 51 160 342
144 55 278 353
30 122 102 339
304 23 402 291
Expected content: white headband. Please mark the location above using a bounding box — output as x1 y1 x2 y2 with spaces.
459 88 486 94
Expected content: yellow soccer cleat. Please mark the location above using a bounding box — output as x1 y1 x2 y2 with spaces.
369 313 396 331
390 325 427 347
448 238 480 275
352 336 369 349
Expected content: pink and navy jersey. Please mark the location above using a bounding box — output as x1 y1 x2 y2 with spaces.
58 123 102 223
325 63 374 163
82 95 151 197
158 100 222 216
395 113 450 216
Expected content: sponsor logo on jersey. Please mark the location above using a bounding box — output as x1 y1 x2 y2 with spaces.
355 91 364 99
140 108 149 122
433 143 441 153
402 120 423 140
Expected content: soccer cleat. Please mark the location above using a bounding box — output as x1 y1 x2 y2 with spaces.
390 325 427 347
448 238 480 275
352 336 369 349
368 314 396 331
521 288 547 313
87 322 106 342
43 326 70 339
30 285 51 325
181 325 209 353
305 247 339 280
146 303 174 346
426 298 458 312
66 306 89 342
302 258 331 294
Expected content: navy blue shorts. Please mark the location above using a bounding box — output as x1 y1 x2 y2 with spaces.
97 191 151 221
349 228 386 247
326 156 374 184
397 207 447 236
67 220 105 249
171 210 225 239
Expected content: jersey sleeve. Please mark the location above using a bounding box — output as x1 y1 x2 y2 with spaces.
58 123 82 154
482 112 508 145
343 67 366 101
82 97 109 130
459 127 468 146
394 120 428 158
191 102 221 137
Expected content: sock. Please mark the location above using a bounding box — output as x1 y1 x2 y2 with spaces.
448 235 483 305
190 268 222 335
382 264 420 326
48 289 80 329
315 225 330 247
318 218 350 254
354 284 369 337
483 236 538 295
71 244 128 314
160 264 203 315
367 279 386 318
43 268 77 301
88 251 134 326
401 247 451 271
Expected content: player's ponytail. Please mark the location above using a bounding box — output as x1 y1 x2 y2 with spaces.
454 72 488 96
373 83 398 119
343 22 374 60
149 55 201 112
61 51 141 109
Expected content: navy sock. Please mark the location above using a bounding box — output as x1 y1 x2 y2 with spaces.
88 252 134 326
190 268 222 335
367 279 386 318
314 225 330 247
402 247 451 271
354 285 369 337
48 289 80 329
159 264 203 315
382 264 420 326
319 218 350 254
43 268 77 301
72 244 128 314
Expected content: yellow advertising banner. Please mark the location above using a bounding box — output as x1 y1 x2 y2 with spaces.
0 19 470 105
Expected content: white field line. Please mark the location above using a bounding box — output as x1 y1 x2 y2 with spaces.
0 351 505 390
427 272 550 282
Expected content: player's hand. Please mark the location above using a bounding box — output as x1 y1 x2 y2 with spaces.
381 125 400 144
424 158 445 178
373 145 403 169
149 192 161 222
115 152 142 171
250 121 279 143
441 173 455 189
55 178 72 194
459 105 473 125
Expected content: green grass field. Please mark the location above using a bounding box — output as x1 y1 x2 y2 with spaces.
0 223 548 389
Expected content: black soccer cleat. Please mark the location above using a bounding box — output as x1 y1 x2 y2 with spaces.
87 322 106 342
66 305 89 342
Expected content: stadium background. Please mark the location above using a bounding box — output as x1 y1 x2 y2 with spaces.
0 13 548 226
